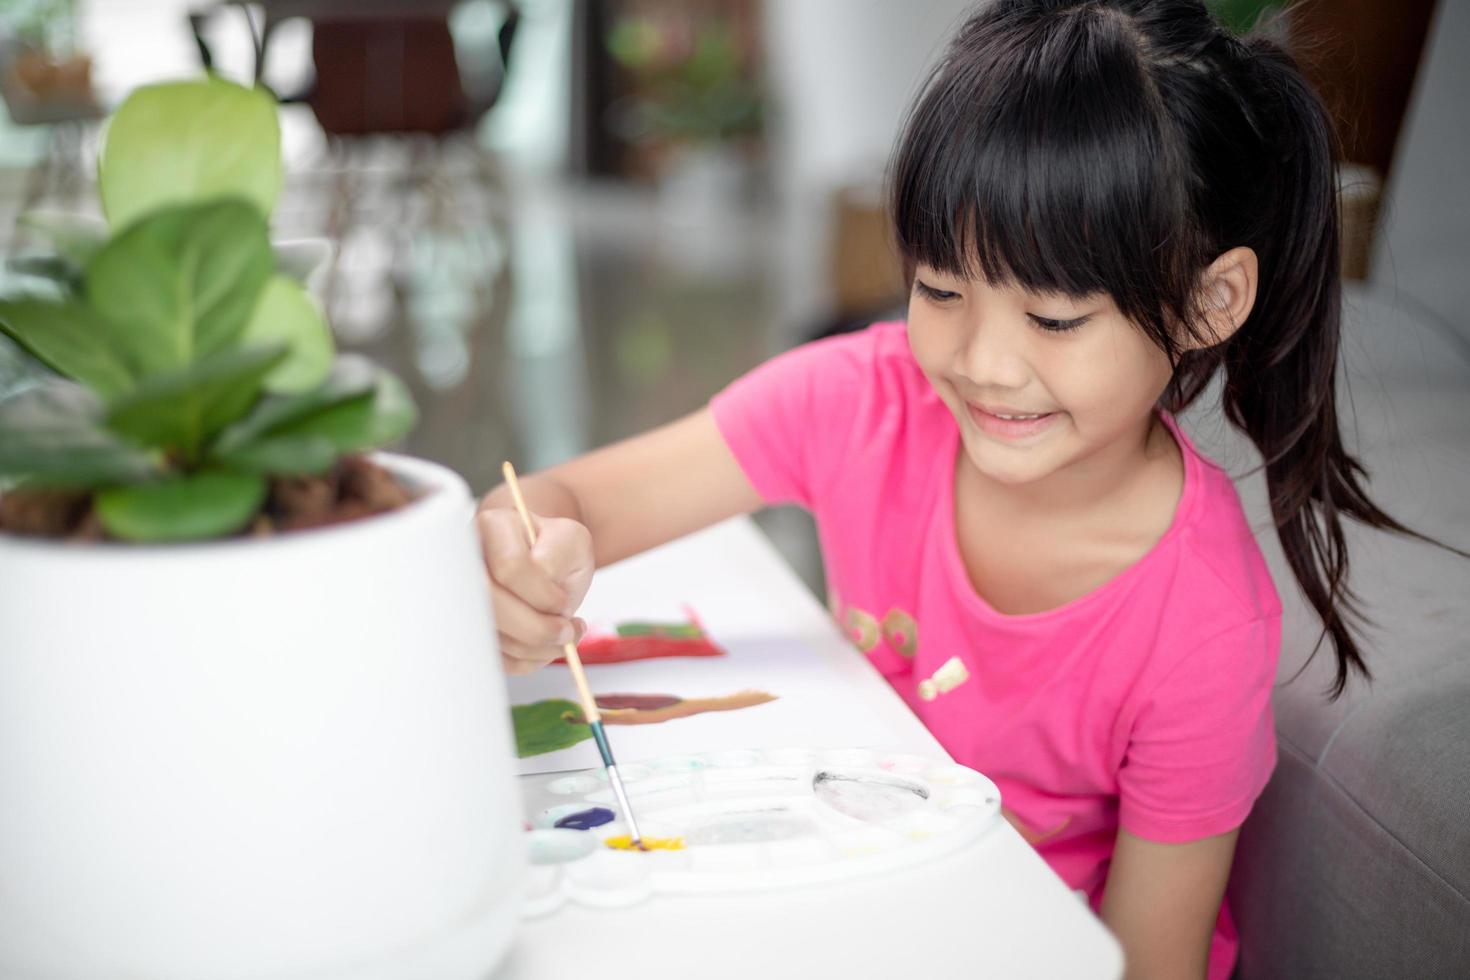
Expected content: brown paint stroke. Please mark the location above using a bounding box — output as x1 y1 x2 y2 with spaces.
599 690 777 725
595 694 682 711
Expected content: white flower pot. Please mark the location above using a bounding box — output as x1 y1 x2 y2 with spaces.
0 454 524 980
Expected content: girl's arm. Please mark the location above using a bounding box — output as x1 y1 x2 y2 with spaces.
1099 828 1239 980
480 406 764 568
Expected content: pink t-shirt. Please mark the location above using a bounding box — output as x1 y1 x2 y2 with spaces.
710 321 1280 979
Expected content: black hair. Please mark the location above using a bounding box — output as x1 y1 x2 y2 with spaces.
889 0 1464 698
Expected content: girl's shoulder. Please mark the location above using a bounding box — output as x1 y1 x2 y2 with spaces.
799 319 942 413
710 321 947 511
1164 417 1284 621
724 319 945 441
794 320 926 382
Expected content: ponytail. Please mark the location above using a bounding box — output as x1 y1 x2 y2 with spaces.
1207 37 1465 698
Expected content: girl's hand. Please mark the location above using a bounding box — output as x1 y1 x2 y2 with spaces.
472 406 762 673
476 508 595 675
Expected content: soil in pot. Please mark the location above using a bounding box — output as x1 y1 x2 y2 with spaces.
0 455 415 542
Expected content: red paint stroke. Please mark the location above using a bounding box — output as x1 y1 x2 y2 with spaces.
556 609 725 665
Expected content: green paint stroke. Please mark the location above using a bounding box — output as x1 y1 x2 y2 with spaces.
615 621 703 638
512 698 591 758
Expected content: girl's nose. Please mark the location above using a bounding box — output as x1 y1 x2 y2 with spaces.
954 322 1030 390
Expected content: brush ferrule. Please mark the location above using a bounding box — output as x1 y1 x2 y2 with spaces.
605 764 645 846
590 720 613 763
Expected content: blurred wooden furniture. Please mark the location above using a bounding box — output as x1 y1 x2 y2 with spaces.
188 0 519 136
1288 0 1437 183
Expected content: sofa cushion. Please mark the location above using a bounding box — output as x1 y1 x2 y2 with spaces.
1230 741 1470 980
1318 657 1470 900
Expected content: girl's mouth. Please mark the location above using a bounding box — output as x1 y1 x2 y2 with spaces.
966 403 1058 440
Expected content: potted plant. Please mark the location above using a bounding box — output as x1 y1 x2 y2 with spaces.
604 11 763 216
0 0 100 125
0 77 524 979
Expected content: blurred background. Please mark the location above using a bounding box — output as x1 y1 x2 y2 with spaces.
0 0 1452 594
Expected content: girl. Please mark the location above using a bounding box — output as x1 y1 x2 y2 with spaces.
477 2 1453 976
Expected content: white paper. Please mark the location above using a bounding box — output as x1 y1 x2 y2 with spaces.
504 521 942 775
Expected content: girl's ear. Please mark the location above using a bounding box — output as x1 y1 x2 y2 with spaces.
1189 246 1259 349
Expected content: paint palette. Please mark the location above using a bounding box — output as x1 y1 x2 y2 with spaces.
519 748 1002 916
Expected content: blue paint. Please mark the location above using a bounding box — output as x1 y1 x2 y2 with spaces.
553 806 616 831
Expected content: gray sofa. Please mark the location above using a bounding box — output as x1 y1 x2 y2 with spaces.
1203 2 1470 976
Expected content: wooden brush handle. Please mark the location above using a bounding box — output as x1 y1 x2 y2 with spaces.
499 461 601 724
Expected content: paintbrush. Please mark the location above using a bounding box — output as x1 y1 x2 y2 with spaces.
499 461 646 851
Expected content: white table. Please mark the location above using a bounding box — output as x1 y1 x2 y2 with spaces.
496 518 1123 980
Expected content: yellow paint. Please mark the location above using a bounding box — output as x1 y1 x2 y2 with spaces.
604 835 685 851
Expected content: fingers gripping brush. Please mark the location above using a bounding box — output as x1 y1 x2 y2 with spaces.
500 462 647 850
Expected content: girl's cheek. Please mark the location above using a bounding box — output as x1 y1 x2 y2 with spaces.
906 320 949 378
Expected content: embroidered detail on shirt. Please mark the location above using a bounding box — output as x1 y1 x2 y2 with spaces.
881 608 918 658
844 607 881 652
917 655 969 701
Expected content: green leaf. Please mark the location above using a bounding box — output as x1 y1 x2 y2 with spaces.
106 344 287 458
238 276 334 393
0 383 159 487
511 699 592 758
98 77 283 231
18 210 108 266
85 199 274 374
0 298 135 399
266 368 416 454
211 369 413 473
95 470 266 542
212 357 413 464
213 354 377 454
212 433 339 476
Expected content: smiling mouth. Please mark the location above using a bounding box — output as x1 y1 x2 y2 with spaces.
966 402 1054 419
964 402 1059 439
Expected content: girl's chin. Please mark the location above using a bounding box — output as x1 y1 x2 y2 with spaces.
960 438 1058 487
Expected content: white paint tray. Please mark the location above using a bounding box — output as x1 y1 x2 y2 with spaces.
518 747 1003 915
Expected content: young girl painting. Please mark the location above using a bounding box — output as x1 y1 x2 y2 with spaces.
476 2 1454 975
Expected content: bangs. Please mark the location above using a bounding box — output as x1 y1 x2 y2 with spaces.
890 6 1195 322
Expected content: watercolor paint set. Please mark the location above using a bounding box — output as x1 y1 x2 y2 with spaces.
519 747 1003 916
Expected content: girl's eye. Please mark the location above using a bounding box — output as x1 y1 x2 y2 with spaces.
913 280 960 303
1028 314 1089 333
914 278 1091 331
